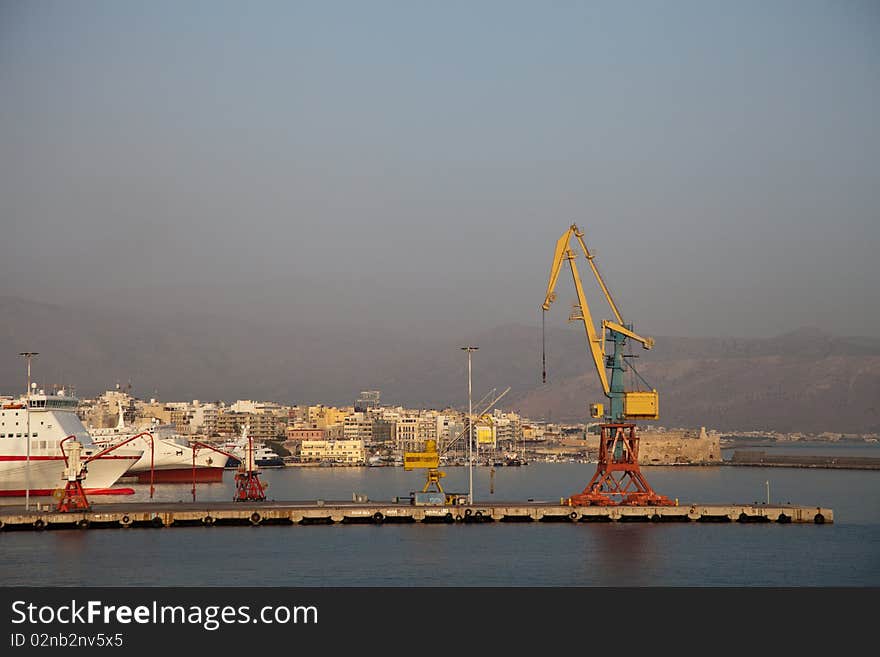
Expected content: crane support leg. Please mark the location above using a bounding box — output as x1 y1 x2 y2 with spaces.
57 480 91 513
422 468 446 493
234 471 267 502
568 424 674 506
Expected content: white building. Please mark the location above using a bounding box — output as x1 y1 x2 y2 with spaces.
343 412 373 443
230 400 284 414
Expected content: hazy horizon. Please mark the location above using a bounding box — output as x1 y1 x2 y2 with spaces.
2 1 879 342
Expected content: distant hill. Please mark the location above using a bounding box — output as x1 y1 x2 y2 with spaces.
2 296 879 433
514 340 880 433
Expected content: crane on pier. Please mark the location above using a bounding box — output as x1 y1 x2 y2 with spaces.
404 387 510 504
542 224 673 506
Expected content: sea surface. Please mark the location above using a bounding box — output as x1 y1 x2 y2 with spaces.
1 444 878 586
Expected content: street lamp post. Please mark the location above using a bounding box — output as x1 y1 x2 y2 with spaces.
19 352 39 511
461 346 478 505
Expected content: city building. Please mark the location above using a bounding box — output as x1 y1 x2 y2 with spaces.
343 412 374 444
300 439 366 465
355 390 381 413
287 428 326 442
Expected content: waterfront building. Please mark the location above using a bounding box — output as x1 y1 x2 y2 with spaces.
300 439 366 465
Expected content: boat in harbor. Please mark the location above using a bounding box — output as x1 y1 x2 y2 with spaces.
222 426 285 469
0 391 142 497
89 401 226 483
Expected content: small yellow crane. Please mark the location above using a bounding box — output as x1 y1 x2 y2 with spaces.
403 387 510 504
404 439 445 493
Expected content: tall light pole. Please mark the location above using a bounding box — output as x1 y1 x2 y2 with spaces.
461 346 478 505
19 352 38 511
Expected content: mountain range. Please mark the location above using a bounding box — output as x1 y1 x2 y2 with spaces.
2 296 879 433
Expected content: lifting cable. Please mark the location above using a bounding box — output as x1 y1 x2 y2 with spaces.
541 309 547 384
623 334 653 392
628 358 654 392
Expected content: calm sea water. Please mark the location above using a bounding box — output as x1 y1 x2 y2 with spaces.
2 448 878 586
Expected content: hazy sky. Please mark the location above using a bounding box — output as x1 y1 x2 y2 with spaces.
2 1 878 339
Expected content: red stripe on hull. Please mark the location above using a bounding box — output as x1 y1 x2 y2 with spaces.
0 487 135 497
0 455 138 461
135 468 224 484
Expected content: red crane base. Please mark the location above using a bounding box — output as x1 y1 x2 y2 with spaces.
56 480 92 512
567 423 675 507
233 470 266 502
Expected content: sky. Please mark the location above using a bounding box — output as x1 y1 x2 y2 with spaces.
1 0 878 339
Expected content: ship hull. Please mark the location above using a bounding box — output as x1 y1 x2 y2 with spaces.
135 467 224 484
0 454 139 496
94 436 227 481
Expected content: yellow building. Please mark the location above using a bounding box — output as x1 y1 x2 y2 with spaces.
307 406 348 429
139 401 173 425
300 440 366 465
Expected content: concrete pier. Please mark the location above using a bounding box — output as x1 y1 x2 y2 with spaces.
0 501 832 530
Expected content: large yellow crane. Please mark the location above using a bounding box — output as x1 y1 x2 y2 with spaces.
542 224 672 506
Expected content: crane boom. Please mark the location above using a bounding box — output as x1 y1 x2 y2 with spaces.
543 227 610 395
572 229 624 325
442 386 510 455
602 320 654 350
541 223 658 422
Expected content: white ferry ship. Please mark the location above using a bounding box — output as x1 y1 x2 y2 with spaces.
0 391 142 497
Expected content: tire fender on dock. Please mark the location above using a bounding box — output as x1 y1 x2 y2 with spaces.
250 512 262 526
